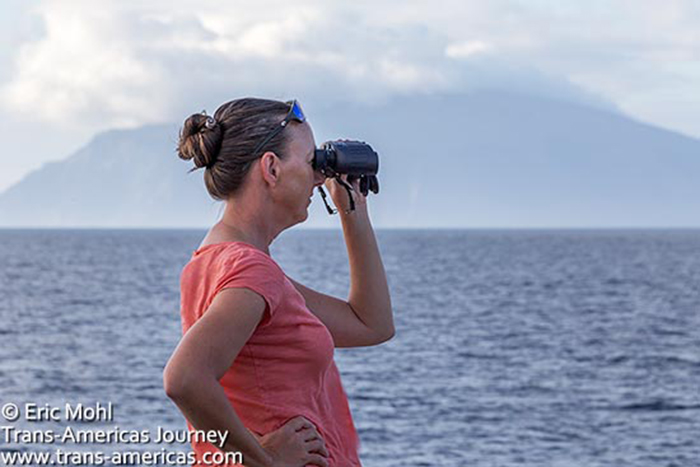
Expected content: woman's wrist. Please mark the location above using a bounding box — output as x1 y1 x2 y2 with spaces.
338 203 370 223
260 450 275 467
219 430 274 467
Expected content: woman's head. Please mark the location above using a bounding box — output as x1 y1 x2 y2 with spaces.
177 98 294 200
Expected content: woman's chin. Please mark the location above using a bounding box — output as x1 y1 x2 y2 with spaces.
296 205 310 223
289 197 312 225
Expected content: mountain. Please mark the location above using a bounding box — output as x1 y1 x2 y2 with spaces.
1 90 699 228
0 124 219 227
311 91 700 227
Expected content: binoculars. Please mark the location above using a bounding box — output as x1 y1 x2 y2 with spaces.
312 140 380 213
313 141 380 214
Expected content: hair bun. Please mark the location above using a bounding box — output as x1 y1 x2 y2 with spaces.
177 113 223 169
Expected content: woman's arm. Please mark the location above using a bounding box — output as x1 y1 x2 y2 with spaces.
290 176 394 348
339 200 394 341
163 288 328 467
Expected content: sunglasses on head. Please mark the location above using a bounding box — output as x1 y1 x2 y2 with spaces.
252 99 306 157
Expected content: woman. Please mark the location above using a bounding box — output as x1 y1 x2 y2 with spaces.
163 97 394 467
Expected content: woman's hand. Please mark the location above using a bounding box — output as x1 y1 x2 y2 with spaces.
259 416 329 467
324 174 367 215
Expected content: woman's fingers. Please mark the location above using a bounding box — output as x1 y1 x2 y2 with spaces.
300 428 318 442
323 173 368 213
286 415 314 432
337 175 362 197
353 178 362 194
297 426 324 448
306 438 329 457
305 453 329 467
291 419 328 457
260 416 330 467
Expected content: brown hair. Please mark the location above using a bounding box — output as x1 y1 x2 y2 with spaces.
177 98 291 200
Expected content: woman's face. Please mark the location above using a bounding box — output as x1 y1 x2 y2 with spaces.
276 122 326 224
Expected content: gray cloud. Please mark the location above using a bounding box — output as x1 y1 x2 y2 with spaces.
1 0 646 128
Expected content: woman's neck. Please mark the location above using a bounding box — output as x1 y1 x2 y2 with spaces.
215 200 281 255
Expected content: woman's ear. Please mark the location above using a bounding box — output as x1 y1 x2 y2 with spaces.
259 151 280 185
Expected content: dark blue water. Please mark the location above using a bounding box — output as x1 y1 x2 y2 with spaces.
1 229 699 466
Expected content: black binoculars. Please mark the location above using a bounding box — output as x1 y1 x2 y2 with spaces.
313 141 380 214
312 140 380 213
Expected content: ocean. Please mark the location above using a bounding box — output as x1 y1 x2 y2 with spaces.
1 229 698 466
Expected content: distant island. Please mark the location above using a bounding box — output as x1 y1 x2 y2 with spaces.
1 90 699 228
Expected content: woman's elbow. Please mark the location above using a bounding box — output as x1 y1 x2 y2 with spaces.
163 359 194 402
381 327 396 343
374 321 395 344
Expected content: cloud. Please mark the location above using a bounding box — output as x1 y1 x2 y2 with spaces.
1 1 170 128
446 40 493 59
0 0 699 138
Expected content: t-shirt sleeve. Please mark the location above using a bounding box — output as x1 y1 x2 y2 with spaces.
214 249 285 320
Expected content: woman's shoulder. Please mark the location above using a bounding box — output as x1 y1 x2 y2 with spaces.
191 241 282 275
181 242 285 304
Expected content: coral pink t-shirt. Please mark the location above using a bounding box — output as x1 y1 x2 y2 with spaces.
179 242 361 466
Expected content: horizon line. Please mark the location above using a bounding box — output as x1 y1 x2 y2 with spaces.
1 226 699 231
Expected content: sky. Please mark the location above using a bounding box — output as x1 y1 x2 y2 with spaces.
0 0 699 193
